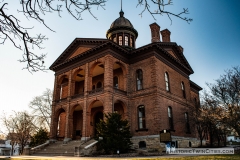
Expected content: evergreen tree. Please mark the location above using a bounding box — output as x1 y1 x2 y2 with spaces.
96 112 132 154
30 128 49 147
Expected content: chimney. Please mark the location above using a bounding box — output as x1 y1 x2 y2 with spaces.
149 23 160 43
178 45 184 53
161 29 171 42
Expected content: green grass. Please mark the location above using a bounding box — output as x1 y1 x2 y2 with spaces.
0 155 240 160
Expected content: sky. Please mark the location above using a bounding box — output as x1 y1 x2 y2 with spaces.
0 0 240 116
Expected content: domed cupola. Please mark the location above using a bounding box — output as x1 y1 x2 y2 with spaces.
106 10 138 49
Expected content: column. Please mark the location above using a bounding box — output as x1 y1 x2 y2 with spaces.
64 71 72 142
81 63 89 141
103 55 114 114
50 75 57 140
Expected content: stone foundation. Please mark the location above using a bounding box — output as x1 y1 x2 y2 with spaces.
131 135 201 152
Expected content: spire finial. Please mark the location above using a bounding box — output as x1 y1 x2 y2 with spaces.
121 0 122 11
119 0 124 17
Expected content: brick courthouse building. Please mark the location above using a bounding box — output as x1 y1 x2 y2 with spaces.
49 10 202 149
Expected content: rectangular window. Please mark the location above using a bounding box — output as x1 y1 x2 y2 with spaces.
168 107 174 130
119 36 122 45
125 36 128 46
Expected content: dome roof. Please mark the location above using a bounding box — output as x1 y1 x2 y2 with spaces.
110 11 134 29
106 10 138 39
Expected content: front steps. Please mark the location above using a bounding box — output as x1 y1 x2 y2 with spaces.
32 140 82 156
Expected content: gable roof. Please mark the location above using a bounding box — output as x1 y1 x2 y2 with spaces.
49 38 109 70
50 39 194 76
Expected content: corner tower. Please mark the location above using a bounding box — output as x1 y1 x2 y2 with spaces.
106 9 138 49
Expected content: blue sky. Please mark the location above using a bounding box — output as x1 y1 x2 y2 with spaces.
0 0 240 114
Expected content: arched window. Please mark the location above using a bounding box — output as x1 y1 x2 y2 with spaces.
113 37 117 43
113 76 118 88
136 69 143 90
181 82 186 98
92 85 95 90
97 82 102 88
125 36 128 46
165 72 170 91
119 36 123 45
138 105 146 129
185 112 190 133
60 77 68 99
168 106 174 130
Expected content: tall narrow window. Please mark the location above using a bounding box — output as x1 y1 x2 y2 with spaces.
181 82 186 98
119 36 123 45
185 112 190 133
165 72 170 91
168 106 174 130
125 36 128 46
130 37 133 47
113 76 118 88
136 69 143 90
138 105 146 129
113 37 117 43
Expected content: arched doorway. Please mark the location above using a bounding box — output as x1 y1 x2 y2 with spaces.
94 112 103 136
88 100 104 137
58 75 69 100
72 105 83 140
56 108 66 140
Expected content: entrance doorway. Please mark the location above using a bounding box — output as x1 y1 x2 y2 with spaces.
94 112 103 136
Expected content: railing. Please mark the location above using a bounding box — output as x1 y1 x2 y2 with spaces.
30 140 50 154
114 88 127 95
72 93 84 99
88 87 103 95
55 98 67 103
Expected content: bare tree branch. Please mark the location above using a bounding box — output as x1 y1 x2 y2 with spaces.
137 0 193 24
1 0 191 72
29 88 52 130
